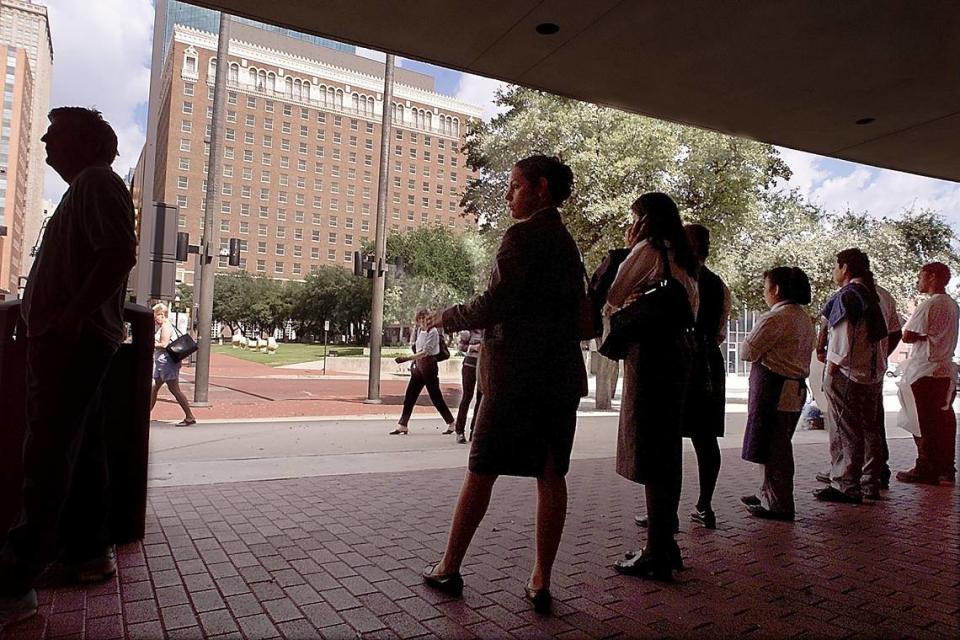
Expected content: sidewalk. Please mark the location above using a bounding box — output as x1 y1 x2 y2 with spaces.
7 438 957 639
152 353 906 423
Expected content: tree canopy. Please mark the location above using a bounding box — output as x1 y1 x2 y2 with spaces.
463 86 960 315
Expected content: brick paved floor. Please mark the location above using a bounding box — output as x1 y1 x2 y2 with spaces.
5 439 957 639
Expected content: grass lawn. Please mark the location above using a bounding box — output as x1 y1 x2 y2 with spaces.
212 343 437 367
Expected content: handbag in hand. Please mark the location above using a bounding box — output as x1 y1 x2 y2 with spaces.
435 333 451 362
166 324 199 363
598 247 694 361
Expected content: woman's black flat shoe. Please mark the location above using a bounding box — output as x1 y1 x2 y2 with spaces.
422 564 463 597
524 583 551 614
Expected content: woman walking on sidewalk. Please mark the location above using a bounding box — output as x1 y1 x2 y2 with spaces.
452 329 483 444
390 309 456 435
740 267 815 520
151 303 196 426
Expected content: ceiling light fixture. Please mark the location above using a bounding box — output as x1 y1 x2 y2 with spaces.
535 22 560 35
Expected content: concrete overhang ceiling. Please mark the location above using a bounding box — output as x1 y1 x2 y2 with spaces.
194 0 960 183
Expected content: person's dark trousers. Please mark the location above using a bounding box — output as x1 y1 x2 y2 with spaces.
454 364 481 435
0 332 117 597
690 433 721 512
397 357 455 426
912 376 957 478
645 432 683 553
877 394 891 488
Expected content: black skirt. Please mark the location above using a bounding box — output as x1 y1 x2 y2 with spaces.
682 338 726 438
468 393 580 478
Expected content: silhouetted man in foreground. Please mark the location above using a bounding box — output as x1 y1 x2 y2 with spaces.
0 107 136 628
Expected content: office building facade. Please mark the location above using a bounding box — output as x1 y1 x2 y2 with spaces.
0 0 52 287
148 23 482 285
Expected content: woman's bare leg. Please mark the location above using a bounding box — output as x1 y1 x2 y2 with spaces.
166 380 195 421
530 454 566 590
150 379 163 411
434 471 498 574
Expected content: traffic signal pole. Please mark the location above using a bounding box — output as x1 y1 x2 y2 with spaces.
194 13 232 406
365 54 396 403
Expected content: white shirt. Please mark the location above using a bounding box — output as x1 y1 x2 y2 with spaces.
413 327 440 356
742 301 815 380
904 293 959 378
826 279 899 384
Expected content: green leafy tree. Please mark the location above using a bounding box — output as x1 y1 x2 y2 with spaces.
463 87 790 267
289 266 372 342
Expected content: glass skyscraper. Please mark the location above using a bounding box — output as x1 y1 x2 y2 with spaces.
163 1 355 58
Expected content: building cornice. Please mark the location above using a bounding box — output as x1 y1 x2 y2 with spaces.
173 25 483 120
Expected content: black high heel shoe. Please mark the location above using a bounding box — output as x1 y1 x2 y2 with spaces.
422 564 464 597
614 545 680 581
524 583 552 614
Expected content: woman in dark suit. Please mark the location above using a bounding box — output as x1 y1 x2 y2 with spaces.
605 193 699 580
422 155 588 613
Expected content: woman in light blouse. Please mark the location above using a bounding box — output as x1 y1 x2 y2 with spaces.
390 308 455 435
606 193 699 581
740 267 816 520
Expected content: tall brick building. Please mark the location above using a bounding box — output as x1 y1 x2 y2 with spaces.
0 0 52 298
145 23 482 285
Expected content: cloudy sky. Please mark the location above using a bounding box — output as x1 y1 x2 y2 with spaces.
41 0 960 229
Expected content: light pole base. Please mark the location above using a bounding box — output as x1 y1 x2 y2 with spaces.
363 398 383 405
192 401 213 408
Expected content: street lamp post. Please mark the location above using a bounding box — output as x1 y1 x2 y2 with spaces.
365 54 396 403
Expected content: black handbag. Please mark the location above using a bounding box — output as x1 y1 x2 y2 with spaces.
165 325 198 363
598 247 694 361
435 333 451 362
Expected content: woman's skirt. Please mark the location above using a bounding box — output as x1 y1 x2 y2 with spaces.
153 351 181 382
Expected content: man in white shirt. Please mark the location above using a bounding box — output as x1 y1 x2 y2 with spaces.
896 262 959 485
815 249 890 503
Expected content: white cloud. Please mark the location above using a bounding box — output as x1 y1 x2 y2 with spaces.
454 72 509 121
776 147 960 227
42 0 154 199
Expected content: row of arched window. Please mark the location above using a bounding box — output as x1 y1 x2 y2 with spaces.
391 104 460 136
192 54 460 136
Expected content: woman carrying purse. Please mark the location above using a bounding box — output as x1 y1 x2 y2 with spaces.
604 193 699 580
150 303 196 426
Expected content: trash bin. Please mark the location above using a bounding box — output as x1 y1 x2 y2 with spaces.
0 300 26 537
0 301 153 545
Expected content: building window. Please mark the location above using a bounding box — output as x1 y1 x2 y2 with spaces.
276 244 285 256
177 176 188 189
179 139 191 152
182 101 193 115
176 195 188 208
257 259 266 272
328 249 337 261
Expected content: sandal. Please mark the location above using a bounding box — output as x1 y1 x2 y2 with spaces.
175 418 197 427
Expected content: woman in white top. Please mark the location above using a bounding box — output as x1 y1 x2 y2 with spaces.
740 267 816 520
151 303 196 426
390 308 455 435
606 193 699 581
